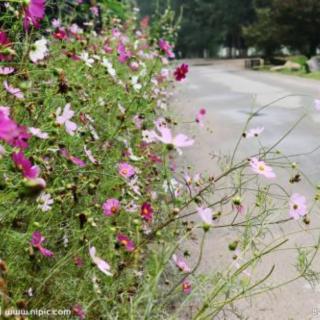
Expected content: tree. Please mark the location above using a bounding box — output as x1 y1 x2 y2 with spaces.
243 7 280 58
136 0 256 58
246 0 320 58
273 0 320 57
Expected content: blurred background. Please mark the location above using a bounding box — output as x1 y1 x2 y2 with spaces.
136 0 320 63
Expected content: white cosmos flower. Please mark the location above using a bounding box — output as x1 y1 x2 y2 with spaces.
29 38 48 63
89 246 112 276
29 127 49 139
80 51 94 67
102 58 116 77
131 76 142 91
37 192 54 212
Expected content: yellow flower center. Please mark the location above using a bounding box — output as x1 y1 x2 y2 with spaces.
121 239 128 246
183 283 190 289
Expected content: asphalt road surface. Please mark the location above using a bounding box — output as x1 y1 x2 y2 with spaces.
172 60 320 320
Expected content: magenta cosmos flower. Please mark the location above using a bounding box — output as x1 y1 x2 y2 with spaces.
289 193 307 220
0 31 13 61
196 108 206 127
102 198 120 216
118 162 136 179
12 151 39 179
72 304 85 320
60 148 86 167
23 0 46 31
31 231 54 257
172 254 191 273
141 202 153 221
182 280 192 295
174 63 189 81
0 108 31 149
159 39 175 58
12 151 46 187
117 42 131 64
249 157 276 179
116 233 135 252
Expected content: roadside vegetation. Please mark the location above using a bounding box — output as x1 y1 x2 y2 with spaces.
1 1 320 320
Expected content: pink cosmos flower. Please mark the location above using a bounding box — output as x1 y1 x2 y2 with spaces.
112 28 122 39
152 127 194 152
3 80 24 99
129 61 139 71
12 151 41 180
31 231 54 257
29 127 48 139
156 68 170 83
103 198 120 216
133 115 143 129
0 110 31 149
89 246 112 276
60 148 86 167
84 145 97 164
0 31 13 61
155 117 168 130
289 193 307 220
196 108 206 127
56 103 78 135
117 42 131 64
51 18 61 28
0 67 15 75
174 64 189 81
118 162 136 179
72 304 85 320
69 24 82 35
172 254 191 273
116 233 135 252
90 6 99 16
246 127 264 138
249 157 276 179
141 202 153 222
159 39 175 58
182 280 192 294
103 40 113 54
23 0 46 31
197 207 213 225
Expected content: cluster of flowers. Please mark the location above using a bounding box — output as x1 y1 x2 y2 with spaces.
0 1 312 318
0 0 198 317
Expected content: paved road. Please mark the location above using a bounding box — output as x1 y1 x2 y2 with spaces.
172 61 320 320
